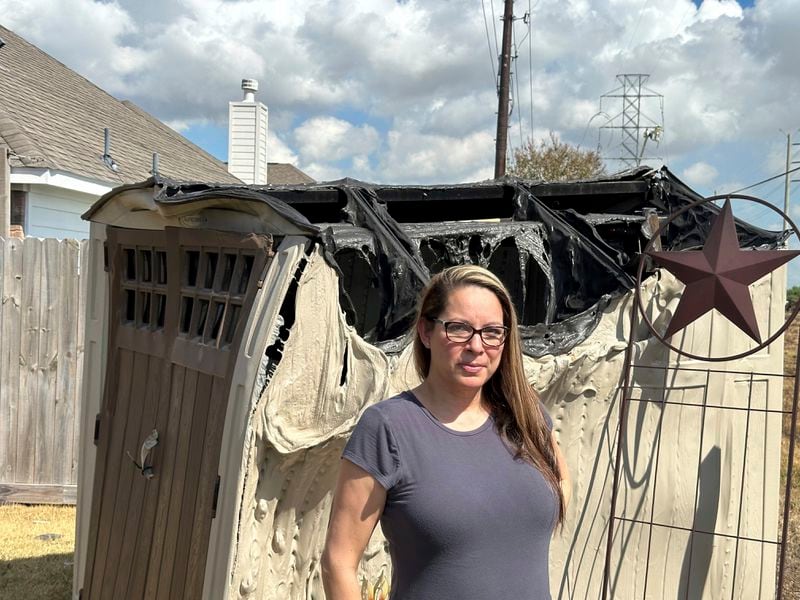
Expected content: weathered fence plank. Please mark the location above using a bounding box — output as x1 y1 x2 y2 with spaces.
16 238 39 484
0 238 9 479
0 238 22 480
34 238 59 484
0 237 86 503
0 483 77 504
53 239 80 486
73 240 89 483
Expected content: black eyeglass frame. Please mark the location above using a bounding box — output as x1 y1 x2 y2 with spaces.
427 317 509 346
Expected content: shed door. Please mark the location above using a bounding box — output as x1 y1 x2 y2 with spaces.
82 226 272 600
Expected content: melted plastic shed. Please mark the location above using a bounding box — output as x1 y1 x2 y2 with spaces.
73 168 790 600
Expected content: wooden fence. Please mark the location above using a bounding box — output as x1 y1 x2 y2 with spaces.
0 237 88 504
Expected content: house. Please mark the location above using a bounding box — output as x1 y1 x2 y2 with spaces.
0 25 313 240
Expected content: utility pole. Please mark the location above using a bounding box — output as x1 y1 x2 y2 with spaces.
493 0 514 179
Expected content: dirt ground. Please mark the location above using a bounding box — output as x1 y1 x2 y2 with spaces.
0 503 75 599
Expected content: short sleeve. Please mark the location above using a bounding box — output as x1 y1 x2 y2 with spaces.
342 406 401 490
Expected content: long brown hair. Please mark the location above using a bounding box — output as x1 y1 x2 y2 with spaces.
412 265 564 525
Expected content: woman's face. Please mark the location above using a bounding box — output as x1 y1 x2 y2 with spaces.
419 284 506 393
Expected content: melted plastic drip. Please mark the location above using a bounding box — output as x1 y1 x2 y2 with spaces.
133 166 787 357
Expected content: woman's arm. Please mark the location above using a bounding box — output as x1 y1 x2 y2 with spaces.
552 431 572 509
322 459 387 600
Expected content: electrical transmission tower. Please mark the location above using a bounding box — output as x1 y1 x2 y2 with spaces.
598 74 664 170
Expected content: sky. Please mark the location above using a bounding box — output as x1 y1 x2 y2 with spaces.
2 0 800 282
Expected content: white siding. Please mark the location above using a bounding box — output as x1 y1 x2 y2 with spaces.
228 101 269 184
26 185 96 239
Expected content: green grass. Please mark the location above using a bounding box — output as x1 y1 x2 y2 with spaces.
0 504 75 599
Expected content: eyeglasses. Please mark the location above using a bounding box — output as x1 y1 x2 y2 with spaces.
427 317 508 347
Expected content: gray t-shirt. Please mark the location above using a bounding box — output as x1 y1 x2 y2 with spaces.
342 391 557 600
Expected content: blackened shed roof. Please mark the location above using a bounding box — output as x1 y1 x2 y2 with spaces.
84 165 787 356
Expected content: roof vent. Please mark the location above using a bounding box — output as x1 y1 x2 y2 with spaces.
101 128 119 172
241 79 258 102
0 36 6 50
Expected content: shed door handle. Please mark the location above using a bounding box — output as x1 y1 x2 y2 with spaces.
127 429 159 479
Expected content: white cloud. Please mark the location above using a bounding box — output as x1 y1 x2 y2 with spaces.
293 117 379 163
682 161 719 187
764 138 794 175
696 0 743 22
715 179 745 195
267 131 298 165
301 161 347 183
164 119 192 133
1 0 798 202
1 0 146 91
379 127 494 184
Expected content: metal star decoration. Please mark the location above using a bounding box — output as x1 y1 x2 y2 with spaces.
647 199 800 343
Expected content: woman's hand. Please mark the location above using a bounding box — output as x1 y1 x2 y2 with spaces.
322 460 387 600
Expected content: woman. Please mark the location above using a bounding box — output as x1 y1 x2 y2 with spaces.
322 265 571 600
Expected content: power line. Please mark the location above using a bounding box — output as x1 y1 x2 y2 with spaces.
733 178 796 219
527 0 534 141
744 181 784 222
725 165 800 194
481 0 498 84
512 25 524 148
670 3 696 39
625 0 651 54
757 179 785 202
738 181 800 226
509 6 534 145
489 0 500 57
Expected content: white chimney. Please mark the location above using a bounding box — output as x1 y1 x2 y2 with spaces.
228 78 268 184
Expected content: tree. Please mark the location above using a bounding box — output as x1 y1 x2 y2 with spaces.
508 132 606 182
787 285 800 312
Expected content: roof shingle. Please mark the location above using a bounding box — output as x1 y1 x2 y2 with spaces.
267 163 315 185
0 25 241 184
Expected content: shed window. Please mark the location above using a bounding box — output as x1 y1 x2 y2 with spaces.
120 244 168 331
177 247 258 347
